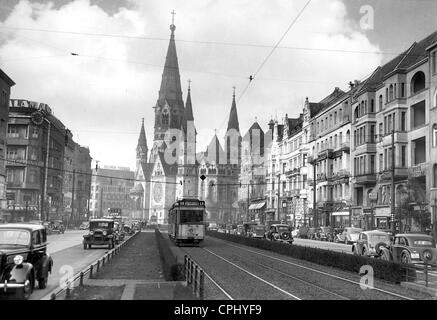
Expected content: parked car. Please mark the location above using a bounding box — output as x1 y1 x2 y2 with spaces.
236 225 244 235
376 229 395 242
316 227 333 241
250 225 266 239
50 220 65 234
123 225 134 236
207 222 218 231
79 221 89 230
83 219 116 250
0 223 53 299
337 227 362 244
352 230 391 258
266 224 293 244
243 222 258 237
380 233 437 265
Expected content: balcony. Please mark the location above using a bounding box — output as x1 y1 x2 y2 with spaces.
408 163 427 179
318 148 334 161
307 155 316 164
334 142 350 154
355 173 377 186
378 168 409 182
332 169 350 182
285 168 300 176
284 189 300 198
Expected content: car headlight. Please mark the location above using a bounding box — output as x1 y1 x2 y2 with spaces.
14 255 24 265
103 231 107 236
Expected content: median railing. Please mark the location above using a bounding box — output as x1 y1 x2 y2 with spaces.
184 255 205 300
46 231 140 300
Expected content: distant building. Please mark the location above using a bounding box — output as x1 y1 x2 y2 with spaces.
0 69 15 222
63 134 92 224
90 166 136 219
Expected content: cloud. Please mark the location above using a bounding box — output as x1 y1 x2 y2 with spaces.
0 0 383 169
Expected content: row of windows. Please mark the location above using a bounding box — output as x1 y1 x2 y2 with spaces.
315 108 345 135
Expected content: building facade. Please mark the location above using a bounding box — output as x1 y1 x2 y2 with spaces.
90 166 136 219
0 69 15 222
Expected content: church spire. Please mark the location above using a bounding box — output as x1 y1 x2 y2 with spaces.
157 10 183 109
137 118 148 160
226 86 240 133
184 79 194 123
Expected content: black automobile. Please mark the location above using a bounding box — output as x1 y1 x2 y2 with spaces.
83 219 116 249
0 223 53 299
51 220 65 234
266 224 294 244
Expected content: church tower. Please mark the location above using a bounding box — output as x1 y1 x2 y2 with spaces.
150 16 185 163
224 87 241 166
136 118 148 168
176 81 198 199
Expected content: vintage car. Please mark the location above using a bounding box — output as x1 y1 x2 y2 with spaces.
250 225 266 239
266 224 293 244
0 224 53 299
315 227 333 242
51 220 65 234
83 219 116 249
337 227 362 244
380 233 437 265
352 230 391 258
123 225 134 236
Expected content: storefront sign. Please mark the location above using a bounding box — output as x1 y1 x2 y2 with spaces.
9 99 52 115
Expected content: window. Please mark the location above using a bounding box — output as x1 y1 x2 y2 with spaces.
379 123 383 139
401 145 406 167
434 89 437 108
401 111 406 131
370 125 375 143
432 51 436 75
162 110 169 125
339 109 343 122
32 231 41 245
412 100 426 128
31 127 39 139
370 99 374 112
379 153 383 172
411 71 426 94
370 155 375 174
434 124 437 147
334 112 337 125
379 95 383 110
401 83 405 97
434 164 437 188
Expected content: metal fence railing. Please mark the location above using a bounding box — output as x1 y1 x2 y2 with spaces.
184 255 205 300
47 231 140 300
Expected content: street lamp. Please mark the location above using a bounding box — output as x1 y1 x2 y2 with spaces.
31 111 51 222
431 189 437 240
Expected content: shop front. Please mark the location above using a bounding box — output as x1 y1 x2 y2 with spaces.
248 200 266 224
374 206 391 229
332 210 350 227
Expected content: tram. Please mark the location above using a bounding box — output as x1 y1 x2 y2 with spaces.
168 198 206 246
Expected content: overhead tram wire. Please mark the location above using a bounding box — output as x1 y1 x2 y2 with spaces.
0 24 432 60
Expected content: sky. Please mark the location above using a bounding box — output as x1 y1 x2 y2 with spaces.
1 0 437 170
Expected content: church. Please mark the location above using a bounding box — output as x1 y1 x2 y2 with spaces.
130 19 241 225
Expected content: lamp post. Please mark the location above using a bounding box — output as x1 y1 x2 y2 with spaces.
432 190 437 240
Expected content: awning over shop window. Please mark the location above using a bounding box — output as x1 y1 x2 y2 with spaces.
249 201 266 211
332 211 350 216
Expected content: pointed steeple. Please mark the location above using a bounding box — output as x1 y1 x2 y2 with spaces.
137 118 148 160
157 15 183 109
184 80 194 122
226 86 240 133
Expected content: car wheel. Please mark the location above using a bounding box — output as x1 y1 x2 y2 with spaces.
401 251 412 264
38 277 47 289
15 276 32 300
379 247 391 261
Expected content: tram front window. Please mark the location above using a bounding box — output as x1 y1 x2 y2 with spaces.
180 210 203 223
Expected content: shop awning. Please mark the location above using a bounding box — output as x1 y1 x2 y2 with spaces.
249 201 266 211
332 211 350 216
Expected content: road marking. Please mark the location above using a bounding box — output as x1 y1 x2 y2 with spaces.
214 239 414 300
203 248 301 300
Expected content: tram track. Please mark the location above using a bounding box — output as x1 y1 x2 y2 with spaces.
180 236 424 300
210 237 416 300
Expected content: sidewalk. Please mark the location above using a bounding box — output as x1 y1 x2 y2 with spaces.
71 231 195 300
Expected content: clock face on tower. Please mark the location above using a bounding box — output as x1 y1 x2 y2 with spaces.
153 183 163 203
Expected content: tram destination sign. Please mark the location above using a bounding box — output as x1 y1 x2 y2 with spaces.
178 199 205 206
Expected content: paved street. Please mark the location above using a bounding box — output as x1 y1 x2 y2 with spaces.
29 231 110 300
178 236 433 300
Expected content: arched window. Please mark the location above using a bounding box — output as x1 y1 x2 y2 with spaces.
411 71 426 94
379 95 383 110
401 83 405 97
433 124 437 148
334 111 337 124
339 132 343 145
354 106 359 120
334 134 338 148
370 99 374 112
386 88 389 103
434 89 437 108
394 83 397 98
346 130 350 143
339 108 343 122
434 164 437 188
389 84 394 101
162 110 169 125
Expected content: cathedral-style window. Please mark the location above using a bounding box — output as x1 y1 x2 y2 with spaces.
162 109 169 125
